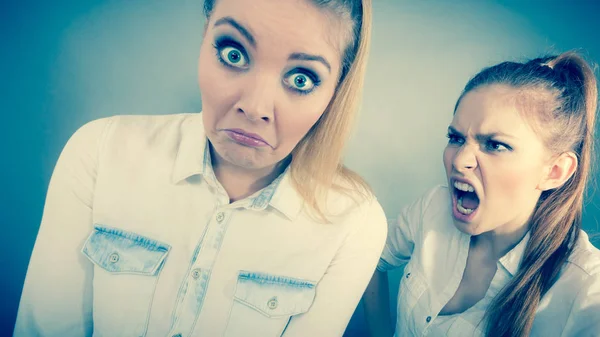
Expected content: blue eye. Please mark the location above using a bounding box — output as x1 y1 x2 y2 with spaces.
219 46 247 68
213 37 249 69
284 70 320 94
486 140 511 152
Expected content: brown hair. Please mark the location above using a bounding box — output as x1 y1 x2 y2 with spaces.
203 0 374 222
455 52 598 336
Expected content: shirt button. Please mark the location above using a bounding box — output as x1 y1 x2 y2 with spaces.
191 268 201 280
426 316 432 323
109 253 120 263
216 212 225 223
267 297 278 310
406 272 411 278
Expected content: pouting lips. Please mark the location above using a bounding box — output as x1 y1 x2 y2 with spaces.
453 181 480 215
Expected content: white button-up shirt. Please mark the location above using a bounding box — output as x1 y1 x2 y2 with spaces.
378 186 600 337
14 113 388 337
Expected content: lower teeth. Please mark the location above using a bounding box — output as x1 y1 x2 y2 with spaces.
457 198 474 215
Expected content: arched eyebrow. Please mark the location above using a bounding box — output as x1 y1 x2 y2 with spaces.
289 53 331 73
213 16 256 48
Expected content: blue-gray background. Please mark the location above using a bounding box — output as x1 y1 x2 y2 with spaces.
1 0 599 335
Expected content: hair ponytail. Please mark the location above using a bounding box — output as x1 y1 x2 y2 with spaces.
457 51 598 337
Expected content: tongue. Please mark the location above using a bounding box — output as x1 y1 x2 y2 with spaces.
460 193 479 209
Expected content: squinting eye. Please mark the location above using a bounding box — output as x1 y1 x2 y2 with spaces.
486 141 510 152
447 133 464 145
219 46 248 68
284 72 318 93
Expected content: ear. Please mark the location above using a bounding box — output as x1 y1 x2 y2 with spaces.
538 151 578 191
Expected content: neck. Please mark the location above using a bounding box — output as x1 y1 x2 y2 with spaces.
210 145 289 203
474 218 531 260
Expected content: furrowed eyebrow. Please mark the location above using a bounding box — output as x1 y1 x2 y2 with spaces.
449 126 516 141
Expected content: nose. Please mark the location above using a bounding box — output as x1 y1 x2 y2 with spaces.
453 144 478 173
236 73 276 123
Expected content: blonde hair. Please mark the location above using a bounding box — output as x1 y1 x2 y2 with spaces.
289 0 373 223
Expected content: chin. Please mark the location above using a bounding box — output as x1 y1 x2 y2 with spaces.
225 150 264 169
452 218 485 236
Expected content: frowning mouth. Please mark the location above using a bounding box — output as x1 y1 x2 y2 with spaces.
224 128 271 148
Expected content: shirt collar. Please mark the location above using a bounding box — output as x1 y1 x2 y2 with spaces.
498 231 531 276
171 113 303 220
171 113 208 183
266 170 304 220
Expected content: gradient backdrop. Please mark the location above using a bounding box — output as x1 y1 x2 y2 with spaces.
1 0 599 335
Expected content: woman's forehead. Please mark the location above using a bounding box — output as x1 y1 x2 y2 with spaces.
209 0 350 62
453 86 541 139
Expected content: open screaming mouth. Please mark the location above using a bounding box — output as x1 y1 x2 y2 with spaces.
453 181 480 215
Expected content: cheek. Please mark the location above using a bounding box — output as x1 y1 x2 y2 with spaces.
198 44 237 127
198 50 224 104
485 157 542 202
275 107 321 149
275 90 334 147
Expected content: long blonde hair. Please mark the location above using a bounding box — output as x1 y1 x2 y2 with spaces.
290 0 373 222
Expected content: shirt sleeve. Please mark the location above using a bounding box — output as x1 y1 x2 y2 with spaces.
561 271 600 336
13 117 113 337
281 197 389 337
375 188 436 272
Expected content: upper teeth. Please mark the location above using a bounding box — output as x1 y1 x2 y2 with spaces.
454 181 475 192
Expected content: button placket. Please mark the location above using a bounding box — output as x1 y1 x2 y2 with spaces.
168 209 234 335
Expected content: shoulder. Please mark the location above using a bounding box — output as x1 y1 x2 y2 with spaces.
420 184 450 210
101 112 200 145
321 177 388 239
70 113 199 147
326 183 387 227
406 184 452 229
89 113 202 160
64 113 203 180
565 230 600 279
553 231 600 304
556 232 600 333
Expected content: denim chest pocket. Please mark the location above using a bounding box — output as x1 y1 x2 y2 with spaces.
82 225 171 337
224 271 317 337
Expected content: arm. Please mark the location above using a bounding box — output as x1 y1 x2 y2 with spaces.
363 191 429 337
13 118 113 337
281 199 388 337
363 270 394 337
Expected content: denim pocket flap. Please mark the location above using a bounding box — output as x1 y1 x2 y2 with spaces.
233 271 317 318
82 225 171 275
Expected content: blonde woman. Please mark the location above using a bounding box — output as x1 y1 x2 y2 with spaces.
365 52 600 337
14 0 387 336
